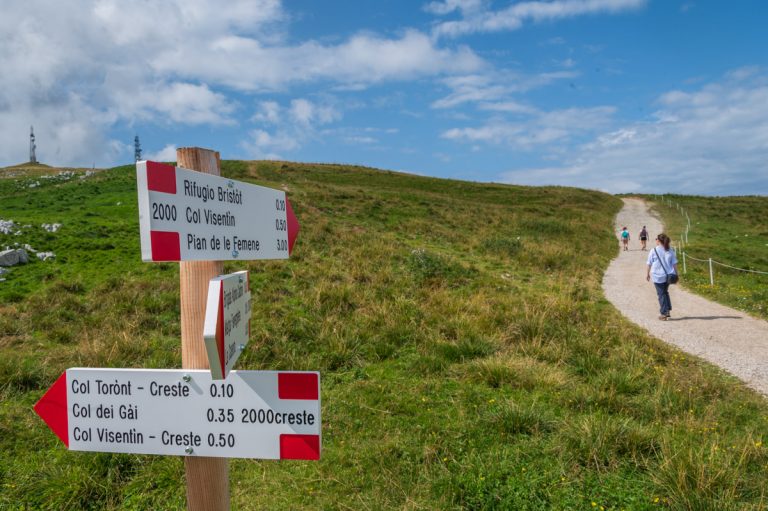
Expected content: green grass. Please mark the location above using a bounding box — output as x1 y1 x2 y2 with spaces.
0 163 98 180
2 162 768 509
652 195 768 320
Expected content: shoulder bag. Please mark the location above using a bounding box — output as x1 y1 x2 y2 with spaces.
654 247 679 285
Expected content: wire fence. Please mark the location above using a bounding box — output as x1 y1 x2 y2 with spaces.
655 195 768 286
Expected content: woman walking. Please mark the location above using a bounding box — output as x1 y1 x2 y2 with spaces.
620 227 630 251
646 233 678 320
639 226 648 250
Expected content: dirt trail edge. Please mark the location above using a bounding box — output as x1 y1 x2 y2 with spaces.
602 198 768 396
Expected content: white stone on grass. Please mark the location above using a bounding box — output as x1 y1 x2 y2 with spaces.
0 249 29 266
0 219 16 235
41 223 62 233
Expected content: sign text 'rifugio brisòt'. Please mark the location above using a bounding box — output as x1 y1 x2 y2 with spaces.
136 161 299 262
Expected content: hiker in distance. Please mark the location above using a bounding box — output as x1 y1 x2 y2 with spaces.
639 225 648 250
646 233 679 321
620 227 630 251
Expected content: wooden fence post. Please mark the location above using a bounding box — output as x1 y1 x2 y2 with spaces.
177 147 229 511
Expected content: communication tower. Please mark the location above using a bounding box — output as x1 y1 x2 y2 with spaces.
134 135 142 162
30 126 37 163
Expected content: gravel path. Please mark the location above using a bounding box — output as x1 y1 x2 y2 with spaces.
602 198 768 396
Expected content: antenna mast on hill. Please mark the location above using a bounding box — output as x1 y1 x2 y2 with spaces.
134 135 142 162
30 126 37 163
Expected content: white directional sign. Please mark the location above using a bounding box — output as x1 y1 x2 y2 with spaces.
34 369 321 460
204 271 252 380
136 161 299 262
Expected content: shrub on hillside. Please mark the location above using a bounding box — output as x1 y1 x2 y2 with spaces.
483 236 523 257
407 248 474 285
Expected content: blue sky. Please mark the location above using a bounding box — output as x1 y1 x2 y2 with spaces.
2 0 767 194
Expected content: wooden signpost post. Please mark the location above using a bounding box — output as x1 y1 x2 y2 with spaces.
178 148 229 511
34 147 311 511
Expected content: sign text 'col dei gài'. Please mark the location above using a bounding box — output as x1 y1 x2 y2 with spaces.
33 369 321 460
136 161 299 262
33 148 316 511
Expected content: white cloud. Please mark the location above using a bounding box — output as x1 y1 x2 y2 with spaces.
112 83 236 125
289 99 341 127
479 101 539 114
251 98 341 129
153 30 485 92
443 106 615 148
430 0 647 39
432 71 578 109
0 96 122 167
432 75 509 108
242 97 341 158
145 144 178 162
424 0 487 16
345 136 377 145
500 69 768 194
92 0 284 43
363 127 400 134
323 126 402 147
252 101 282 124
241 129 300 159
0 0 484 166
245 97 401 155
0 0 275 165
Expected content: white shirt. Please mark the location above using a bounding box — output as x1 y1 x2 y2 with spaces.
647 246 677 284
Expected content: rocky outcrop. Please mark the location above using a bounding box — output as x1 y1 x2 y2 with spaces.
0 219 17 235
0 249 29 266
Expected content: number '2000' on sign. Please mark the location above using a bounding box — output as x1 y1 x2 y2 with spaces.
204 407 316 426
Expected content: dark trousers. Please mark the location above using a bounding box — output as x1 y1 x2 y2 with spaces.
654 281 672 316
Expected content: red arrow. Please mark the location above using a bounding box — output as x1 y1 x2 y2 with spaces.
286 198 300 255
33 372 69 447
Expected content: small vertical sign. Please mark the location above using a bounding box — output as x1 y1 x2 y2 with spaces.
203 271 252 380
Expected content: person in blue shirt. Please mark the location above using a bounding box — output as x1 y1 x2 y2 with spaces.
620 227 630 251
646 233 679 320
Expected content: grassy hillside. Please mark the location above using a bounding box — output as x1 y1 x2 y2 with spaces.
0 162 97 180
653 195 768 320
2 162 768 510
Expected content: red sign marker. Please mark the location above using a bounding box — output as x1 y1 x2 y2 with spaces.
286 199 299 255
33 372 69 447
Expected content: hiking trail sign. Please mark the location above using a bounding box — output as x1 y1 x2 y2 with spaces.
33 368 321 460
31 149 310 510
204 271 252 380
136 161 299 262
